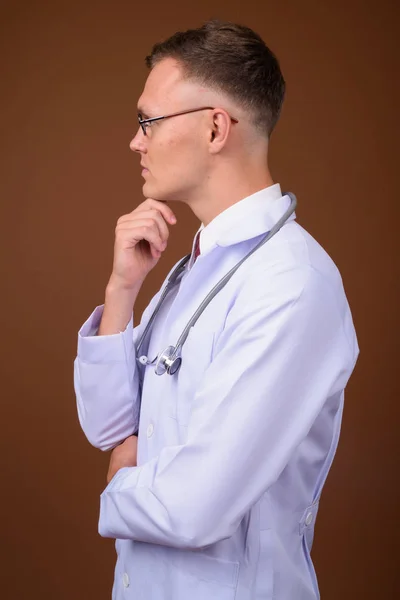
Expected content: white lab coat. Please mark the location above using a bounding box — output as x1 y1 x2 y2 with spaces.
74 184 359 599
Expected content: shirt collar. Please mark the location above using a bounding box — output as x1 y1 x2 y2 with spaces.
191 183 296 259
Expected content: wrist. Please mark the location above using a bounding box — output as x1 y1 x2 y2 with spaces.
106 274 144 296
99 281 142 336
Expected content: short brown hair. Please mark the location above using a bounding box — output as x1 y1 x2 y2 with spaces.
145 20 286 137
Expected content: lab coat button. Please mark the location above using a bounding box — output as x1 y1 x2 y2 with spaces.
305 511 313 526
147 423 154 438
122 572 129 588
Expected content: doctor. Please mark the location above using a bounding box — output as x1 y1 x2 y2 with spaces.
74 20 359 600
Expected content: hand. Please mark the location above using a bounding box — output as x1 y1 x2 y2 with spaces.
107 435 138 484
110 198 177 291
99 198 176 335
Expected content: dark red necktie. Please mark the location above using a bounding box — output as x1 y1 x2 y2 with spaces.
193 233 201 262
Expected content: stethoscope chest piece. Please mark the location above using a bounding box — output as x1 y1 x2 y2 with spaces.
155 346 182 376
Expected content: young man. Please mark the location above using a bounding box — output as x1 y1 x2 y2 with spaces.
74 20 359 600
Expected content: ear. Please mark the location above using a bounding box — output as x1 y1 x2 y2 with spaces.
207 109 232 154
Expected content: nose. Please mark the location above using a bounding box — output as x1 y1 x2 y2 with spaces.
130 126 147 153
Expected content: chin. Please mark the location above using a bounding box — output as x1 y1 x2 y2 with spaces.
143 185 166 203
143 181 183 203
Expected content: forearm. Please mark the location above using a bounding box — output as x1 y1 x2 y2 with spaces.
74 305 141 450
74 199 178 449
98 277 144 336
73 266 176 450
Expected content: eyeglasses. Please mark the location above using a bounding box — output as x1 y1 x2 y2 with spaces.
137 106 239 136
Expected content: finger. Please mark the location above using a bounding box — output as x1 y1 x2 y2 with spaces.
141 198 177 225
118 209 170 244
144 209 170 243
149 244 162 260
115 224 166 253
116 219 166 253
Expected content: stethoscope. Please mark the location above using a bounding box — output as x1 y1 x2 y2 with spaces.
136 192 297 376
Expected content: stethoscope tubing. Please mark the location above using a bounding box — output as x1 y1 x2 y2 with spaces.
136 192 297 372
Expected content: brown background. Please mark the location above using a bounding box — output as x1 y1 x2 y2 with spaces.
0 0 398 598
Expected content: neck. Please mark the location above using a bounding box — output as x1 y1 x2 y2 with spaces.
186 162 275 226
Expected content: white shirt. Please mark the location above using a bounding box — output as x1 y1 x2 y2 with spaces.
74 183 359 600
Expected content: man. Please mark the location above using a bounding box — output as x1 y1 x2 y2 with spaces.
74 20 359 600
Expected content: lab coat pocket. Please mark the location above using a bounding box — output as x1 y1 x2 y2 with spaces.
168 550 240 600
171 326 216 426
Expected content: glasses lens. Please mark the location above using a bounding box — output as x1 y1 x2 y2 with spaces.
138 115 147 136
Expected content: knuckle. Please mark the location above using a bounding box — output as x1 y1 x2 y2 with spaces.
116 215 127 226
149 209 161 223
140 224 152 236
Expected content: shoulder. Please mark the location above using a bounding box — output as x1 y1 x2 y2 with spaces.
232 222 343 302
224 221 357 348
224 221 358 359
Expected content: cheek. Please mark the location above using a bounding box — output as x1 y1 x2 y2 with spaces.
149 125 207 193
164 133 207 177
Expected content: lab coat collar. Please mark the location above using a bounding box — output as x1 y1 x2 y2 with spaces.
194 184 296 257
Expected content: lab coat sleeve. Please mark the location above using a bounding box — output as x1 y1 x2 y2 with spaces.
74 258 187 451
98 265 359 548
73 305 138 451
74 284 168 450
